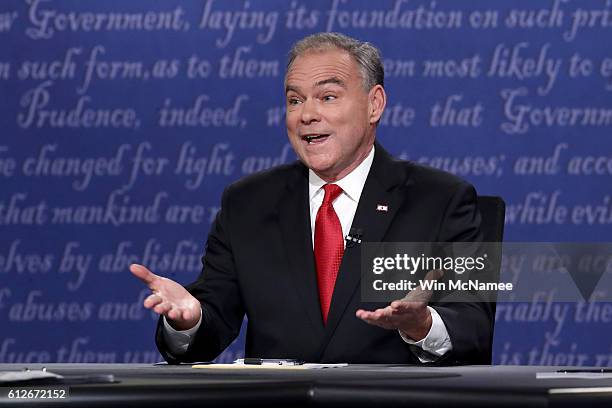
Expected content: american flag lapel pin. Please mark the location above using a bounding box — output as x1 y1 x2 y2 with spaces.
376 204 388 212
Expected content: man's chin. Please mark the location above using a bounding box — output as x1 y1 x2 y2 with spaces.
300 155 332 171
296 152 345 180
309 164 342 181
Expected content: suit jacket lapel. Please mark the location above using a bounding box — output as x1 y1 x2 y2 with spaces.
319 144 410 358
277 163 326 338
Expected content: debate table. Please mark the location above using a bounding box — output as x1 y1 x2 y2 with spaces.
1 363 611 407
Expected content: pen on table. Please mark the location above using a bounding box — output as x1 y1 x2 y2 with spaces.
556 369 612 373
235 358 305 366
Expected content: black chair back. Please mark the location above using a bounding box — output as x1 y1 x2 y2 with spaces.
476 195 505 364
477 196 505 243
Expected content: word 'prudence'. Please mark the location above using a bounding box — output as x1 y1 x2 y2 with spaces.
18 81 139 129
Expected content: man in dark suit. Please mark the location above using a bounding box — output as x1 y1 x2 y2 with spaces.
130 33 493 365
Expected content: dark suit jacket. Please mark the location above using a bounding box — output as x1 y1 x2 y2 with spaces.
156 144 494 365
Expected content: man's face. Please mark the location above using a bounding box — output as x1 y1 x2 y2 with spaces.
285 48 383 181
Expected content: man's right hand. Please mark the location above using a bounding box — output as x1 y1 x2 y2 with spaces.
129 263 201 331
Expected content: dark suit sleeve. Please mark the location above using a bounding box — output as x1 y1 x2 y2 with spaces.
156 186 245 363
430 181 495 365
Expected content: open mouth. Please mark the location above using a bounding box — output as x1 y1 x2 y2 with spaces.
302 134 330 144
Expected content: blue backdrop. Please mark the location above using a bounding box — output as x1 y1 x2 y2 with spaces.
1 0 610 366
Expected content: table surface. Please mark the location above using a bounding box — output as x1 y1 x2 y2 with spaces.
1 363 611 407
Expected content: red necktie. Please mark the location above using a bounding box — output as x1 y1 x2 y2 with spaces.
314 184 344 325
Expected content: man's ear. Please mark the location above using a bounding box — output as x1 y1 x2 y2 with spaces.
368 85 387 124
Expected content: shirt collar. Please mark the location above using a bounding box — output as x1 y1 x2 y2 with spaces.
308 145 375 203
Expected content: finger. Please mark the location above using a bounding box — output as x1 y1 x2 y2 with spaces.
358 307 389 325
390 300 425 312
356 308 397 329
356 309 381 321
153 302 172 316
356 312 380 324
374 306 393 319
405 290 430 303
358 313 394 329
361 309 381 320
182 308 197 322
403 269 443 302
167 308 180 321
129 264 158 288
426 268 444 281
357 308 395 325
143 294 163 309
390 300 403 310
356 308 380 316
355 309 373 319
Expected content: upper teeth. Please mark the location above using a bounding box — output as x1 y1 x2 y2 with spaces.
306 135 323 141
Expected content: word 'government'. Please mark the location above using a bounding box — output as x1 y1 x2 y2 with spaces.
501 88 612 134
23 0 280 49
24 0 189 39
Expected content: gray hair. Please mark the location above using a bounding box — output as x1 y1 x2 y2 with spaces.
286 32 384 91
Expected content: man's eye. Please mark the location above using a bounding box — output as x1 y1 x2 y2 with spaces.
288 98 301 105
323 95 336 101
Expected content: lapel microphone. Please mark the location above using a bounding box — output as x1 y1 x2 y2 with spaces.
345 228 363 248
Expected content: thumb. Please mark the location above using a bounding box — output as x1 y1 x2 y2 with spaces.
425 268 444 281
403 269 443 302
129 264 158 289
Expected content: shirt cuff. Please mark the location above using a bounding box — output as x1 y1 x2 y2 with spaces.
398 306 452 362
162 307 203 356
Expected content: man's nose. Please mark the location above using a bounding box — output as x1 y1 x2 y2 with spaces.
300 98 320 124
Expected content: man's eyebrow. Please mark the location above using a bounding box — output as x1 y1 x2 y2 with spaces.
285 77 346 94
285 85 301 95
315 77 346 88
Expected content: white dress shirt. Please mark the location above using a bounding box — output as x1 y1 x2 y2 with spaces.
163 145 452 361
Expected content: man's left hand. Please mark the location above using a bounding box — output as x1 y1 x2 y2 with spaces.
356 300 432 341
355 269 442 341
